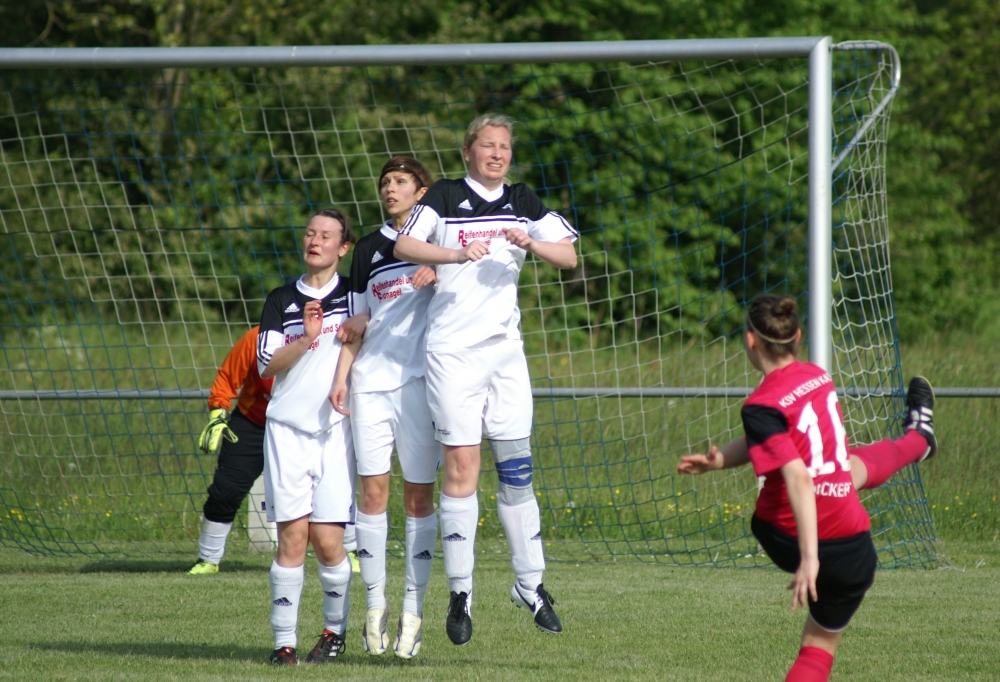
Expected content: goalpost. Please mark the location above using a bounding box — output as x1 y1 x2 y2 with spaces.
0 38 939 567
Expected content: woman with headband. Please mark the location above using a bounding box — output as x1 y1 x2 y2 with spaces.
331 156 440 660
678 294 938 682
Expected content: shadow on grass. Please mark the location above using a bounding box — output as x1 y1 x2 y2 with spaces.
30 640 263 662
79 559 270 574
28 640 472 669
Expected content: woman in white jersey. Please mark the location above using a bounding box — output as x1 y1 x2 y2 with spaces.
256 208 356 666
394 114 578 645
330 156 440 660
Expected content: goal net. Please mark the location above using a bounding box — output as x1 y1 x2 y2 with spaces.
0 40 939 566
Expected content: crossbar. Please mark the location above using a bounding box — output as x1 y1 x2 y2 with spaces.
0 38 825 69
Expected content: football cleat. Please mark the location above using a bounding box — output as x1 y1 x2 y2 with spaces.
187 559 219 575
445 591 473 645
361 607 389 655
393 611 423 659
304 629 345 664
511 583 563 634
349 550 361 574
269 646 298 666
904 376 936 461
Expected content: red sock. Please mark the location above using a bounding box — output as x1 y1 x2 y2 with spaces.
852 430 929 489
785 646 834 682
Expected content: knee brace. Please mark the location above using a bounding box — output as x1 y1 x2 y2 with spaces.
489 438 534 506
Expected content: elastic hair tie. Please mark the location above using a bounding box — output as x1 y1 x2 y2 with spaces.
746 315 798 345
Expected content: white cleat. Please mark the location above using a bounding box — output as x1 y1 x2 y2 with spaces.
361 607 389 655
393 611 423 659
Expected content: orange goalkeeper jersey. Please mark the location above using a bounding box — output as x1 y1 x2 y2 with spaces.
207 326 274 427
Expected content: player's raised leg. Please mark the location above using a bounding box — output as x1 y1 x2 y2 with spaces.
439 445 479 646
486 341 561 634
851 377 936 490
491 437 561 634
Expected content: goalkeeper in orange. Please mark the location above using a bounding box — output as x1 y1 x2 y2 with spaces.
189 326 276 574
191 327 361 574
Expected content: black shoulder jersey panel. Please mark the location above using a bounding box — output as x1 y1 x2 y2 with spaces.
417 178 550 221
349 229 405 297
259 277 350 336
741 404 790 448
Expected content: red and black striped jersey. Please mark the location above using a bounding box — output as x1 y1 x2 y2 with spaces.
742 360 870 539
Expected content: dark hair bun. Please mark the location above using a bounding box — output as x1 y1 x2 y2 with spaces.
774 296 798 319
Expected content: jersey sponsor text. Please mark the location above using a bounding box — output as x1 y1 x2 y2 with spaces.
778 372 834 408
457 227 506 247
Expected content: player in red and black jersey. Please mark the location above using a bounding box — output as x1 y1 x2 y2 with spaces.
679 294 937 682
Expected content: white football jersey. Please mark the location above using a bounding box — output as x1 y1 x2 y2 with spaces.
400 176 577 352
347 223 433 394
257 275 350 435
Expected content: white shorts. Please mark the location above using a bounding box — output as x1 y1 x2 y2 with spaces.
425 336 533 446
351 377 442 484
263 417 356 524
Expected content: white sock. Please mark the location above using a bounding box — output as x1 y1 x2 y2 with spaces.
355 511 388 610
197 518 232 564
318 557 352 635
440 492 478 594
343 522 357 553
269 561 304 649
402 513 437 616
498 498 545 590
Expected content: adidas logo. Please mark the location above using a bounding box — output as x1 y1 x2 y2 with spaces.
371 251 384 264
442 532 467 542
273 597 293 606
413 550 432 561
324 590 343 598
530 531 542 541
502 203 513 210
357 548 374 559
458 199 473 211
284 302 300 314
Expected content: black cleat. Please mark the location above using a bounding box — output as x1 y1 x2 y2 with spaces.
304 629 345 664
904 376 936 461
446 591 473 645
270 646 298 666
511 582 563 634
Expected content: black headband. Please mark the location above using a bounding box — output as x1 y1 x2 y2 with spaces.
380 163 425 188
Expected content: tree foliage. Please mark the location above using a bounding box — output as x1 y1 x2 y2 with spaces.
1 0 997 339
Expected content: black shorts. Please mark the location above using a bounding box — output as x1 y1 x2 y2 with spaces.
751 514 877 632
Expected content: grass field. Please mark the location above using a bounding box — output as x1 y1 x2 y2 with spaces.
2 328 999 679
0 541 998 681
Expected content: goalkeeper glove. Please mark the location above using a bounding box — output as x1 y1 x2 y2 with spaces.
197 408 238 454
